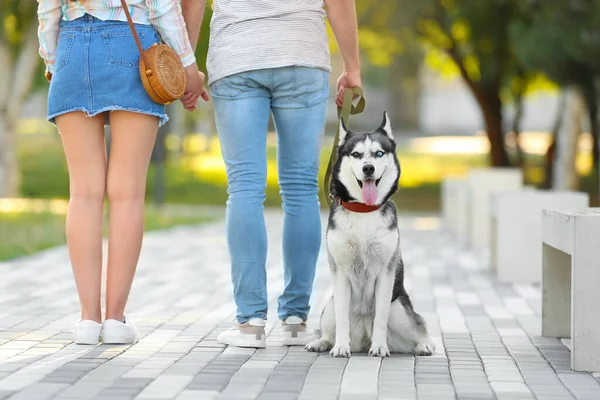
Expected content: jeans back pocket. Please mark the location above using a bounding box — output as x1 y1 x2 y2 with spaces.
292 67 330 107
54 33 76 74
102 27 157 68
210 72 250 98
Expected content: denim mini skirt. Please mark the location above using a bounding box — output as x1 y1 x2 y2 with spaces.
48 14 168 127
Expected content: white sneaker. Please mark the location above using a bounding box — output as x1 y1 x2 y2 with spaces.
72 320 102 345
282 316 320 346
101 316 140 345
217 318 266 348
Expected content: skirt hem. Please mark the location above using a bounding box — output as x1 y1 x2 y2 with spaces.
48 106 169 128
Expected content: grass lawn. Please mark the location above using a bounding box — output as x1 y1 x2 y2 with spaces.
0 205 214 262
18 132 493 212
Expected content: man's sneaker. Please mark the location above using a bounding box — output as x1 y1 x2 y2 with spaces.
217 318 266 348
73 320 102 345
282 316 320 346
101 316 140 345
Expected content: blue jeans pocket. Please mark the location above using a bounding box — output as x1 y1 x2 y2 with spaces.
291 67 329 107
210 72 250 98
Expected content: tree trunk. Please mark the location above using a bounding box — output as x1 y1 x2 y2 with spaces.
0 40 17 198
445 46 510 167
586 91 599 198
543 92 566 189
0 112 19 198
478 90 511 167
0 25 40 198
554 87 584 190
389 51 421 130
543 138 557 189
152 104 174 206
170 103 185 160
512 90 525 167
579 81 599 199
206 102 216 152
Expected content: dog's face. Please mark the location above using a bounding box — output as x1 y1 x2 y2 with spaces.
333 111 400 206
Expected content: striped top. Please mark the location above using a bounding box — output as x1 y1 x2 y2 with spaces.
37 0 196 73
207 0 331 85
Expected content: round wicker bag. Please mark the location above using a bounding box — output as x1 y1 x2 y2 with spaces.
139 43 186 104
120 0 186 105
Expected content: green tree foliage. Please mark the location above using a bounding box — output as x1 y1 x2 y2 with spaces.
356 0 562 166
1 0 40 197
511 0 600 85
415 0 521 166
353 0 423 129
510 0 600 173
1 1 37 53
194 3 212 75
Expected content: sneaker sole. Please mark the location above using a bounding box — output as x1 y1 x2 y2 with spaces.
74 331 101 345
218 335 266 349
101 333 138 345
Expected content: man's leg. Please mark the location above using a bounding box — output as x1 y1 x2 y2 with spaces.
271 66 330 325
211 72 271 324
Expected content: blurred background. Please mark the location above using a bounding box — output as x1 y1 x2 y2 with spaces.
1 0 599 260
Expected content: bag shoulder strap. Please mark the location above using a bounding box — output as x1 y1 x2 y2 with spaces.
323 86 366 206
119 0 150 68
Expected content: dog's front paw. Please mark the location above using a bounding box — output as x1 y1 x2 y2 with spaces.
305 339 332 353
330 344 351 358
415 342 435 356
368 343 390 358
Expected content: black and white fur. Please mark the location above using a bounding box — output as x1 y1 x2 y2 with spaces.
306 112 435 357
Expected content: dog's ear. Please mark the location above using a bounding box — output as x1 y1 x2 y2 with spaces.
338 117 351 146
378 111 393 140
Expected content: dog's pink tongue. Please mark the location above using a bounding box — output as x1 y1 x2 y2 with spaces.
361 180 378 205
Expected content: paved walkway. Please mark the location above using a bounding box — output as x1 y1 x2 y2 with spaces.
1 211 599 400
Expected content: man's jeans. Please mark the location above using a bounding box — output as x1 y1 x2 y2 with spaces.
210 66 330 323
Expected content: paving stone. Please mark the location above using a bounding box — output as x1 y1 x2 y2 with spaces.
95 389 140 400
175 390 220 400
256 393 299 400
110 378 153 389
6 383 69 400
136 374 194 399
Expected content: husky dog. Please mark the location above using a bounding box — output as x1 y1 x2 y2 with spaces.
306 112 435 357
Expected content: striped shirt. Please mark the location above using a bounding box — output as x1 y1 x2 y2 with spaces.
37 0 196 73
207 0 331 85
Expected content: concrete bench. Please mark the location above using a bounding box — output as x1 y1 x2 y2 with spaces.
441 178 469 237
467 168 523 248
491 191 589 283
542 208 600 372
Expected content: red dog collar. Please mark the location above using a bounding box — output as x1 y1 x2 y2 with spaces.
332 196 382 213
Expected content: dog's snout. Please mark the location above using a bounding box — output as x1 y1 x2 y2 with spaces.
362 164 375 176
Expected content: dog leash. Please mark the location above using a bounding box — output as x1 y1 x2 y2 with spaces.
324 86 366 207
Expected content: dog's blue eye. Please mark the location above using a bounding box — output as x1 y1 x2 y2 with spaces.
375 151 384 158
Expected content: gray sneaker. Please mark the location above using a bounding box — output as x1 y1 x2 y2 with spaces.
217 318 266 348
282 316 320 346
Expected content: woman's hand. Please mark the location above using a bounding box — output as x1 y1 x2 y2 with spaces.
181 65 209 111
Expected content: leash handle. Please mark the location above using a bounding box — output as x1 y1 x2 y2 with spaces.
324 86 366 207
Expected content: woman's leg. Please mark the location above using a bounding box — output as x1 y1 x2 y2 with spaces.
105 111 158 321
271 67 329 322
56 113 107 323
